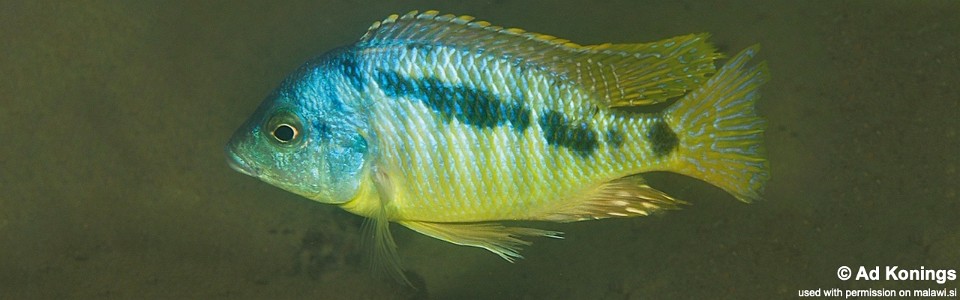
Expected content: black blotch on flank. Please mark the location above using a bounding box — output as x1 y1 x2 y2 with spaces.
538 110 598 157
647 120 678 157
374 70 530 132
339 53 364 92
606 129 624 148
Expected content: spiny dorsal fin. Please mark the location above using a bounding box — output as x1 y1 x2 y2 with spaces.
358 10 722 107
534 175 688 222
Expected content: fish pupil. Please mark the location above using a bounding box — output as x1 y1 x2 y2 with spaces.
272 124 297 143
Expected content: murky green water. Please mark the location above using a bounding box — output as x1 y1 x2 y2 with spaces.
2 1 957 298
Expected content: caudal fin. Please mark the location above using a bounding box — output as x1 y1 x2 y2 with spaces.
663 45 769 202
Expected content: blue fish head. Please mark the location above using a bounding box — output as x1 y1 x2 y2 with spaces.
226 58 371 204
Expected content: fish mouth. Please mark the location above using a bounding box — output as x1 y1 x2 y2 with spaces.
226 148 258 177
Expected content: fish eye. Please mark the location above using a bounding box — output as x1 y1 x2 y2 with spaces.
264 110 304 146
272 124 297 143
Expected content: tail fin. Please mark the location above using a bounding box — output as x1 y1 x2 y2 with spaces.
663 45 769 202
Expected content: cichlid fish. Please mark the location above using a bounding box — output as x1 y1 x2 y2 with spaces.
226 10 769 281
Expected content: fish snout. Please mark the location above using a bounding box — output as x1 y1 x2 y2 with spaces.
225 146 258 177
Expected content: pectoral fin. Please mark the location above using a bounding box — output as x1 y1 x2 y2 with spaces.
398 221 562 262
361 166 409 285
534 175 688 222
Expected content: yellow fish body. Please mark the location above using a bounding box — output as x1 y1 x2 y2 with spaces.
226 10 769 281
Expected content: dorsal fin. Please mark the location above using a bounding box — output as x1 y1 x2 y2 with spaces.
358 10 722 107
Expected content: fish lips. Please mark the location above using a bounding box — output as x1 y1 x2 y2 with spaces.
225 146 259 177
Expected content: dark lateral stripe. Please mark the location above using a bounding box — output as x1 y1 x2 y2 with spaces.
538 110 599 157
606 129 624 148
375 70 530 132
647 120 678 157
339 53 365 92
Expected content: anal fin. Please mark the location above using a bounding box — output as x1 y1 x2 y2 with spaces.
536 175 688 222
398 221 562 262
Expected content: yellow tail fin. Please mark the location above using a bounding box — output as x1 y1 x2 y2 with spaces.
664 45 770 202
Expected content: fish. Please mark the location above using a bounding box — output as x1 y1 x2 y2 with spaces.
226 10 769 282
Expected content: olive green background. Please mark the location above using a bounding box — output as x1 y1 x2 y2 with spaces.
2 1 957 298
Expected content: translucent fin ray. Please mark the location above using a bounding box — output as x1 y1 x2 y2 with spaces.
398 221 562 262
360 166 410 286
532 175 688 222
359 10 721 108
